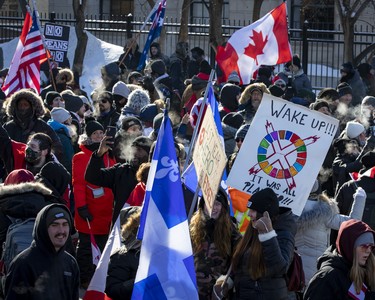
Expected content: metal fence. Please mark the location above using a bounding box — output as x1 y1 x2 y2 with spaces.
1 11 375 91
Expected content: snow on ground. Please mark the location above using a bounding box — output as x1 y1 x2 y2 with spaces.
0 27 123 97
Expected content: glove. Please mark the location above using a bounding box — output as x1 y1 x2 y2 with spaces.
212 275 234 299
254 211 274 234
77 205 93 222
354 187 366 202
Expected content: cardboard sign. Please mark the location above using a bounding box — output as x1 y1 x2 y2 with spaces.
44 23 70 67
193 107 227 215
227 94 339 216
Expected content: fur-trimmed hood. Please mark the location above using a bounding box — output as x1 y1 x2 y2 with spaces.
239 82 270 105
6 89 46 118
0 181 52 198
297 197 339 232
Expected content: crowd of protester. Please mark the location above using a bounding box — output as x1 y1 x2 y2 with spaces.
1 38 375 299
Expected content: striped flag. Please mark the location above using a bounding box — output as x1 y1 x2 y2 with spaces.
137 0 166 71
87 220 101 266
132 109 198 299
2 10 48 96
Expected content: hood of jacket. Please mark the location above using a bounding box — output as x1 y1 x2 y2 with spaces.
33 203 74 255
297 198 338 232
6 89 46 118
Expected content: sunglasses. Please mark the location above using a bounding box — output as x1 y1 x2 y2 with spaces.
359 244 375 251
100 99 110 104
236 138 244 143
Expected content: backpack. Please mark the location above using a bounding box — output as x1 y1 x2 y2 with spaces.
1 218 35 274
286 249 306 293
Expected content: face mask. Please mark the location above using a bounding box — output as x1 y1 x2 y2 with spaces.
25 147 41 164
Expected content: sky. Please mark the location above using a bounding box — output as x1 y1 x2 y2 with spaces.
0 28 123 98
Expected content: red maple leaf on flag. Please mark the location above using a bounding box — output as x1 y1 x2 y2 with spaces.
244 30 268 65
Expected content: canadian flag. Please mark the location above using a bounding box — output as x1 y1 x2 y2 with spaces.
216 2 292 85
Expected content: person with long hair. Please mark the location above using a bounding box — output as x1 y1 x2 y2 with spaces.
304 219 375 299
190 188 241 299
230 188 297 300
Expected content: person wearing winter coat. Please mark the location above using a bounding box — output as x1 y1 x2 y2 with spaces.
3 88 63 160
276 55 312 96
96 91 120 131
0 169 56 258
118 38 142 72
218 83 242 120
4 203 79 300
72 121 115 288
105 207 142 300
48 107 75 173
119 88 150 125
190 188 241 300
304 219 375 300
237 82 270 124
0 126 56 178
339 62 367 107
295 182 366 283
169 41 190 96
221 112 244 158
146 42 170 71
230 188 297 300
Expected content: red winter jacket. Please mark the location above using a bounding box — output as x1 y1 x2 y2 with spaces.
126 182 146 206
72 144 115 234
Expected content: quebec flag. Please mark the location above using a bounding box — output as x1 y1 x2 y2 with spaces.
132 110 198 300
137 0 166 70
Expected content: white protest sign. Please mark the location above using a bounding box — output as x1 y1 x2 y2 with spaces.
227 94 339 216
193 107 227 216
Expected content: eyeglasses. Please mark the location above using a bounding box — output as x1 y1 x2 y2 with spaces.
359 244 375 251
235 138 244 143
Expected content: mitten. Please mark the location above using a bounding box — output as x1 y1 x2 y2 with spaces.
77 205 93 222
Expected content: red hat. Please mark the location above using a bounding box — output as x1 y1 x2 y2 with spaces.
4 169 35 185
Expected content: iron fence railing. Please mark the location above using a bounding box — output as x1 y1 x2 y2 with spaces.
0 11 374 91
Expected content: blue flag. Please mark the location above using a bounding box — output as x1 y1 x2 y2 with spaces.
137 0 166 71
132 110 198 300
182 84 234 215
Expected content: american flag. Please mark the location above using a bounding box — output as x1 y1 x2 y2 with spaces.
2 11 48 96
137 0 167 71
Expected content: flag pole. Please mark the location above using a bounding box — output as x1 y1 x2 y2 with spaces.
118 0 161 69
29 0 58 92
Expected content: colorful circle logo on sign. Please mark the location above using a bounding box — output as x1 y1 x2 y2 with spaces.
257 130 307 179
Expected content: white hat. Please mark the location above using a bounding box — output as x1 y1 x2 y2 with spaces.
112 81 130 98
346 121 365 139
51 107 71 124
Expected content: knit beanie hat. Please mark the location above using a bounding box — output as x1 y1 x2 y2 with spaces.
269 85 285 97
131 136 153 154
191 75 208 91
51 107 71 124
337 82 353 97
362 96 375 107
317 88 340 101
235 124 250 140
150 59 166 76
45 205 71 228
345 121 364 139
121 116 142 131
62 93 84 113
247 188 279 218
45 91 61 106
220 83 241 111
98 91 113 104
292 55 301 69
127 71 143 84
222 112 244 129
4 169 34 185
311 100 330 111
139 104 158 123
112 81 130 99
85 120 104 137
126 89 150 115
227 71 240 84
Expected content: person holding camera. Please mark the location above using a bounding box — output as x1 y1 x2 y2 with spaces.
72 120 116 289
